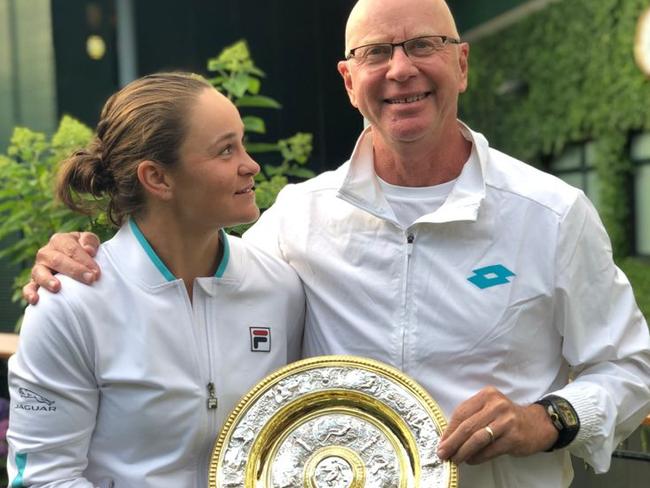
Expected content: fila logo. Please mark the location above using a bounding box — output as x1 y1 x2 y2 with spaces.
468 264 515 289
250 327 271 352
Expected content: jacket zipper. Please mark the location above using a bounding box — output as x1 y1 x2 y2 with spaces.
207 382 218 410
194 288 218 488
401 232 415 369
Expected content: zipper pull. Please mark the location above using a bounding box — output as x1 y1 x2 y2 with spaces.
207 382 218 410
406 233 414 256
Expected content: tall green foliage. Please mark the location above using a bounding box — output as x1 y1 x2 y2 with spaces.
460 0 650 257
0 40 314 305
0 117 113 305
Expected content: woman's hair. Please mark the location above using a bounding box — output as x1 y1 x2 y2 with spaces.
56 72 213 226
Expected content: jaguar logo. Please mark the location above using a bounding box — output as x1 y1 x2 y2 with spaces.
16 387 57 412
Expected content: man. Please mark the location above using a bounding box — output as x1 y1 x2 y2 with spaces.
24 0 650 486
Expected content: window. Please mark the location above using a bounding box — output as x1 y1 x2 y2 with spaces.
630 133 650 256
549 142 600 211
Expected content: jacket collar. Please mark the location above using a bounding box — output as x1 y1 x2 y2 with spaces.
103 219 231 291
337 121 489 224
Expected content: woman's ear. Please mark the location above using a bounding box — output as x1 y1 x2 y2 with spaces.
137 160 173 200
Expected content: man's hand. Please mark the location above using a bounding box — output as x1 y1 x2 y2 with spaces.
23 232 101 305
437 386 558 465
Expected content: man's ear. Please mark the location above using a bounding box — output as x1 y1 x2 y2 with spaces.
337 60 359 108
457 42 470 93
137 160 173 201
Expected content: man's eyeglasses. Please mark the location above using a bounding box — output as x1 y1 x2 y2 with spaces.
346 35 461 66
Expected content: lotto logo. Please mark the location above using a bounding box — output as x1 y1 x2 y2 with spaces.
467 264 515 289
250 327 271 352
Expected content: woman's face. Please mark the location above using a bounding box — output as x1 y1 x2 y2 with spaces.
170 88 261 230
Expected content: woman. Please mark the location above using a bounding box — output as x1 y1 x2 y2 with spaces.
6 72 304 487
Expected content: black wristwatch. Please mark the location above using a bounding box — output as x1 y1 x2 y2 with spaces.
534 395 580 451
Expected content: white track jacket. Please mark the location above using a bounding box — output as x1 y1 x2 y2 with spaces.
244 124 650 488
7 221 304 487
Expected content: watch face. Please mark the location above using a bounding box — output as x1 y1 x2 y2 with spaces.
555 400 579 428
635 7 650 76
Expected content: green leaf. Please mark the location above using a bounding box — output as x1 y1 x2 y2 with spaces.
248 65 266 77
207 59 227 72
255 175 288 210
236 95 281 109
247 77 261 95
286 167 316 179
245 142 280 153
223 72 253 99
243 116 266 134
278 132 313 164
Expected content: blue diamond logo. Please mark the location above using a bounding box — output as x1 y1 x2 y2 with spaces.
468 265 515 289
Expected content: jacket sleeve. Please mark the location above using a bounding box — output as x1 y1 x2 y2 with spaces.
550 193 650 472
7 291 99 487
243 184 295 260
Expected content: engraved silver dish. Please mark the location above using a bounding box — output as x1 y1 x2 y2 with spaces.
209 355 458 487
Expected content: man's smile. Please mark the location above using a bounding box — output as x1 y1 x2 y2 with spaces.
384 92 431 104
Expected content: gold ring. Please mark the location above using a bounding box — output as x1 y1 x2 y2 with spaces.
484 425 495 443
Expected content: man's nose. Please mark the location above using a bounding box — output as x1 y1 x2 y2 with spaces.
386 46 418 81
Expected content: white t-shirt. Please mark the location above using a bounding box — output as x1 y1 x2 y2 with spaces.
377 176 456 228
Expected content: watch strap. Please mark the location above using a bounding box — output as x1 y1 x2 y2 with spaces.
534 395 580 451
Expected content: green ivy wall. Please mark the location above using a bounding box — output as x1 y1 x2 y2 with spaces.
449 0 531 32
459 0 650 258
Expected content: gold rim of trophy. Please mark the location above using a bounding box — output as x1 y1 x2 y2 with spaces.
208 355 459 488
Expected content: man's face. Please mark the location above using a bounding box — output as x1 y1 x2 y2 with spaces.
338 0 468 147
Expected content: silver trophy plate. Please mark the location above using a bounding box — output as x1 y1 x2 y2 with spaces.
209 355 458 487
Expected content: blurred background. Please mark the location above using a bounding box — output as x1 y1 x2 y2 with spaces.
1 0 649 484
2 0 576 329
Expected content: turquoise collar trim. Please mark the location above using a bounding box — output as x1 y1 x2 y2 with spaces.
129 219 176 281
129 219 229 281
215 228 230 278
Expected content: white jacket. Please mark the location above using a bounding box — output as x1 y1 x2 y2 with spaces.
7 221 304 487
245 124 650 487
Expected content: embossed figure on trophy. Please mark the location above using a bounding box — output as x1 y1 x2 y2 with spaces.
421 451 443 469
275 475 300 488
405 408 428 436
222 446 246 473
311 370 333 388
368 454 399 488
272 452 302 488
368 453 389 475
294 437 313 453
419 432 442 469
315 418 358 445
222 479 241 488
313 457 354 488
383 390 409 414
231 426 255 450
273 377 303 403
349 370 383 396
356 430 382 453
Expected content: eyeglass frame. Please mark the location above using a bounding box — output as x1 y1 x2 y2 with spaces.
345 35 462 63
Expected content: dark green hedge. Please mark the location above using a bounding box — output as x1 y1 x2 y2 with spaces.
460 0 650 257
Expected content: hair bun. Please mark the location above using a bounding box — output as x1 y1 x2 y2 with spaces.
71 146 114 193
